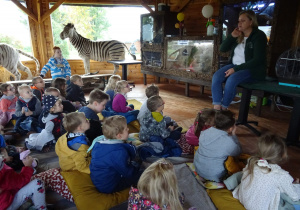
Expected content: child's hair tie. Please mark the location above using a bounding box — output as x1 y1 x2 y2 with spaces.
257 158 271 169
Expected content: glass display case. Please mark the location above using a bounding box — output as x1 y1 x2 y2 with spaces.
142 50 163 67
166 39 214 74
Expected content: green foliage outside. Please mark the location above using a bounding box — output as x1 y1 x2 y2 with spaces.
51 5 110 59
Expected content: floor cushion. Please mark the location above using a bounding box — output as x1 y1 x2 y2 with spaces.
206 188 246 210
61 170 129 210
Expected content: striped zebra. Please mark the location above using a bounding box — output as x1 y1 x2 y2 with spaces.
60 23 136 74
0 43 38 80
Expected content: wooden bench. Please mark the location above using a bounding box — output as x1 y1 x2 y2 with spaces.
6 73 113 90
236 80 300 145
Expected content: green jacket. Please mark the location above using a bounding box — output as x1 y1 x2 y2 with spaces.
220 28 267 80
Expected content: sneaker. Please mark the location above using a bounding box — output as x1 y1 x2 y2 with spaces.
204 181 225 189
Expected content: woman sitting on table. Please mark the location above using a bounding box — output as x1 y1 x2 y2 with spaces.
212 10 267 110
40 46 71 85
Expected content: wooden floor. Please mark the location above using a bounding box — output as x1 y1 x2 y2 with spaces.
129 83 300 179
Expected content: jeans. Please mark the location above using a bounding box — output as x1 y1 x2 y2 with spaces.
212 64 253 108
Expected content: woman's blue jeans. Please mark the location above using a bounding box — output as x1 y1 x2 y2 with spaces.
212 64 253 108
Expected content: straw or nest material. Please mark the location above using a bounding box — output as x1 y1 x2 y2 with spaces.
0 66 31 82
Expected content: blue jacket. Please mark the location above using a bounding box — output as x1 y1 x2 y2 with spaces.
89 136 138 193
105 89 115 111
40 57 71 79
66 82 86 105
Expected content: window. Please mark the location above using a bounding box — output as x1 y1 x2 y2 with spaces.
51 5 149 60
0 0 33 60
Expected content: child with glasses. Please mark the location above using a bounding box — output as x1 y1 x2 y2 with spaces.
139 95 182 142
0 84 18 129
110 80 139 123
31 76 45 102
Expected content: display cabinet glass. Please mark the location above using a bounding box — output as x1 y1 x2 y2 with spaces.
166 39 214 74
142 50 163 68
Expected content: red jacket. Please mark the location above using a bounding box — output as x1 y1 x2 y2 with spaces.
0 164 33 209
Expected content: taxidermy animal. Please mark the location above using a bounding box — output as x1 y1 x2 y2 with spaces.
0 43 38 80
60 23 136 74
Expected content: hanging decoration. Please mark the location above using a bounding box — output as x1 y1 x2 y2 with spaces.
202 4 214 36
175 12 185 36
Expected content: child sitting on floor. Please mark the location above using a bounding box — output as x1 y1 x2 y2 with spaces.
128 158 184 210
31 76 45 102
0 83 18 129
88 115 141 193
45 87 76 113
55 112 91 174
78 88 109 141
137 84 159 122
26 95 65 151
0 134 25 171
0 155 47 210
66 74 86 106
194 110 241 183
13 84 42 135
111 80 139 122
52 77 67 100
139 95 182 142
177 109 216 154
104 75 121 110
232 133 300 210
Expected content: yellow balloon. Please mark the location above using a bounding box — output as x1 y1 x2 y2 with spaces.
177 13 185 22
175 23 180 28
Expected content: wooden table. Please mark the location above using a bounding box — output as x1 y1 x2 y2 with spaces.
107 60 142 80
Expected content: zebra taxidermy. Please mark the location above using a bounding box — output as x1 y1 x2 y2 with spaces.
60 23 136 74
0 43 39 80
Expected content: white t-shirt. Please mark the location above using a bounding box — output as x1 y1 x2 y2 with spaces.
233 163 300 210
232 37 248 65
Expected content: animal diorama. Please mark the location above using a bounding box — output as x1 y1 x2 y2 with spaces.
0 43 39 80
166 43 213 74
60 23 136 74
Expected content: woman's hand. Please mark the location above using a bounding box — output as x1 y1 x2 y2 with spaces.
225 68 235 77
231 28 242 38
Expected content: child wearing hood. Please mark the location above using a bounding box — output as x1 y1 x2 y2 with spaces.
25 95 65 151
0 83 18 129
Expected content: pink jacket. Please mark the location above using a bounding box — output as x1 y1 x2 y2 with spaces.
0 164 33 209
112 93 133 113
186 124 211 146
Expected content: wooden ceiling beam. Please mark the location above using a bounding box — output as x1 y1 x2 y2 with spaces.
48 0 155 6
140 0 154 13
10 0 38 23
40 0 65 23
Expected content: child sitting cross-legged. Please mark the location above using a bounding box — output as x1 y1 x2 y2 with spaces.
110 80 139 123
78 89 109 141
139 95 182 142
31 76 45 102
0 83 18 129
128 158 184 210
55 112 91 174
66 74 86 106
26 95 65 152
88 115 142 193
0 155 47 210
12 84 42 135
104 75 121 111
194 110 241 186
232 133 300 210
